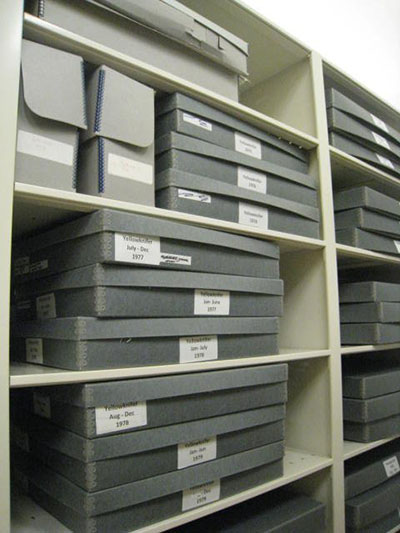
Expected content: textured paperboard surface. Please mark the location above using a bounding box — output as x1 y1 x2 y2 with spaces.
346 509 400 533
343 390 400 422
344 414 400 442
339 281 400 303
335 208 400 239
343 358 400 399
340 302 400 323
336 227 400 254
334 186 400 218
341 323 400 345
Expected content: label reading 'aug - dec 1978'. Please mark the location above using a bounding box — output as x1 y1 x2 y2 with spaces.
95 402 147 435
182 480 221 511
177 436 217 469
194 290 230 315
179 335 218 363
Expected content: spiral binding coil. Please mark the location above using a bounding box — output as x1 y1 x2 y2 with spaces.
94 68 105 134
98 137 105 194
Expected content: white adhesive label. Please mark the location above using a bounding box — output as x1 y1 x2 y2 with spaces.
383 456 400 477
95 402 147 435
12 426 30 452
182 480 220 511
26 338 43 364
377 153 395 169
372 131 390 150
178 437 217 470
108 153 153 184
17 130 74 166
394 241 400 253
36 293 56 319
183 112 212 131
239 202 268 229
371 113 389 133
159 253 192 266
398 507 400 519
114 233 161 265
194 290 230 315
29 259 48 273
237 166 267 194
178 189 211 203
14 256 29 276
33 392 51 419
234 133 262 159
179 335 218 363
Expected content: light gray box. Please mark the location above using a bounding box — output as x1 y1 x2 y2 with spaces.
340 281 400 303
14 265 283 319
345 439 400 499
341 323 400 345
156 93 309 172
156 169 320 239
78 65 154 204
340 302 400 323
336 227 400 255
334 186 400 218
15 39 87 190
345 475 400 529
156 131 317 207
343 391 400 422
27 0 248 101
343 358 400 399
13 209 280 282
335 208 400 239
344 414 400 442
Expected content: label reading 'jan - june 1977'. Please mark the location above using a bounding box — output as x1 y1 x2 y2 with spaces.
194 290 230 315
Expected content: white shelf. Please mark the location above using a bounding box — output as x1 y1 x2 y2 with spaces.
342 343 400 355
10 448 332 533
336 243 400 268
10 349 330 388
343 437 400 461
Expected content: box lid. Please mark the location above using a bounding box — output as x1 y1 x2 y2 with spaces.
81 65 154 147
339 281 400 303
334 186 400 218
21 39 86 129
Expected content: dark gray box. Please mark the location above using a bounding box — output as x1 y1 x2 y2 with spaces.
341 323 400 345
336 227 400 254
343 358 400 399
156 169 320 239
340 281 400 303
13 209 280 282
334 186 400 218
156 93 308 172
343 391 400 422
335 208 400 239
347 509 400 533
344 414 400 442
340 302 400 323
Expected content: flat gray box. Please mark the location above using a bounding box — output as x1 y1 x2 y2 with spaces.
78 65 154 204
335 208 400 239
345 475 400 529
340 281 400 303
336 227 400 255
156 169 320 239
340 302 400 323
15 265 283 319
156 93 309 172
156 131 317 206
27 0 248 101
343 358 400 399
343 390 400 422
345 439 400 499
13 209 280 282
173 488 326 533
341 323 400 345
347 509 400 533
16 39 86 190
344 414 400 442
334 186 400 218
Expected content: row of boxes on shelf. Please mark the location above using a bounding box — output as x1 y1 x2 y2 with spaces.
345 439 400 531
11 364 290 532
11 208 283 370
17 38 319 239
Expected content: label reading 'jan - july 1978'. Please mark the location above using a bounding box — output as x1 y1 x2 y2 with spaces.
179 335 218 363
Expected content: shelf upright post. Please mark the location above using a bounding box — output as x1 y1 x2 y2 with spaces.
0 1 24 531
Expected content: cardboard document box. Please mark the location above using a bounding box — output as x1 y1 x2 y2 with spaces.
12 209 280 282
78 65 154 204
156 169 320 238
344 414 400 442
345 439 400 499
335 208 400 239
341 323 400 345
156 93 309 173
23 364 288 437
156 131 318 207
173 488 326 533
27 0 248 100
343 358 400 399
347 510 400 533
340 302 400 323
334 186 400 219
16 39 87 190
336 227 400 255
14 265 284 319
339 281 400 303
343 391 400 423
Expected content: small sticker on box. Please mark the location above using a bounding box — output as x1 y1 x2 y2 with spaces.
394 241 400 253
234 133 262 159
14 256 29 276
178 189 211 203
376 153 394 169
108 153 153 184
182 480 220 511
26 338 43 364
29 260 48 273
114 233 161 265
237 166 267 194
178 436 217 470
17 130 74 166
194 290 230 315
17 300 31 311
182 112 212 131
95 401 147 435
36 293 56 319
372 131 390 150
159 253 192 266
179 335 218 363
33 392 51 419
370 113 389 133
383 456 400 477
239 202 268 229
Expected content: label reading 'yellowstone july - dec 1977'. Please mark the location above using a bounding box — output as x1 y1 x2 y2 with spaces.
179 336 218 363
182 480 221 511
95 402 147 435
178 437 217 470
114 233 191 266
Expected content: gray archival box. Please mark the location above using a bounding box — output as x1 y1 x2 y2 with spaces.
334 186 400 218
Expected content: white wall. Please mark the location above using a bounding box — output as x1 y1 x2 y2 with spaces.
242 0 400 110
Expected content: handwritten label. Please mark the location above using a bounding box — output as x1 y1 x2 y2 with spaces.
108 153 153 184
95 402 147 435
179 335 218 363
17 130 73 166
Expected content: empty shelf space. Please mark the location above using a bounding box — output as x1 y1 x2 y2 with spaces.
336 243 400 268
342 343 400 355
343 436 400 461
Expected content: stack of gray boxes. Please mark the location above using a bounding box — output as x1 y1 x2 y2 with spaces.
11 363 288 531
12 208 284 370
326 87 400 178
345 439 400 531
342 355 400 441
334 186 400 255
339 281 400 346
155 93 320 238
